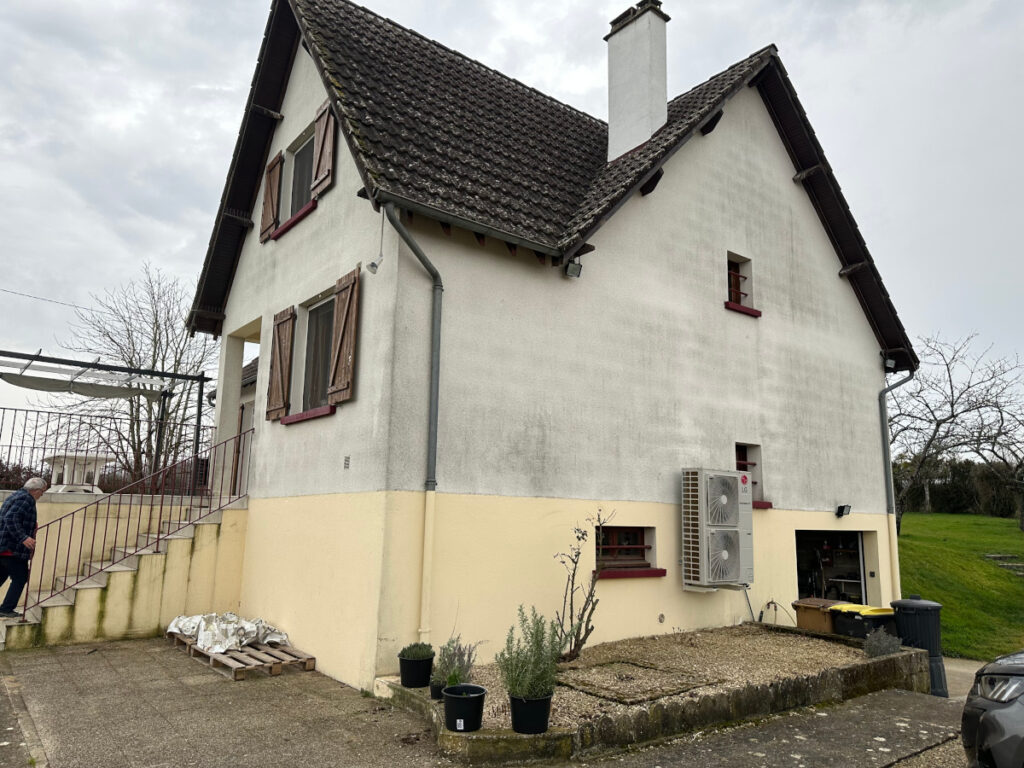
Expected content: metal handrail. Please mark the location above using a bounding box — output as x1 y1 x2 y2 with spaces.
19 429 254 619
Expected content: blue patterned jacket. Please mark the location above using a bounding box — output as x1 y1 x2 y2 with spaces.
0 489 37 560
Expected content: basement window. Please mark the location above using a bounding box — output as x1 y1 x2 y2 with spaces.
724 252 761 317
596 526 666 579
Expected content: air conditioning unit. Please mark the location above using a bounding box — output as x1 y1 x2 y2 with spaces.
681 468 754 590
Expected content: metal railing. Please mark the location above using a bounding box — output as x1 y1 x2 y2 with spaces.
20 429 253 618
0 407 214 491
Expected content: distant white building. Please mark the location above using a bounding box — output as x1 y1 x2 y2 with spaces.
43 453 114 493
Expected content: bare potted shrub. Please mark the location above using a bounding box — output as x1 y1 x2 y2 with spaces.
397 642 434 688
495 605 567 734
430 635 479 699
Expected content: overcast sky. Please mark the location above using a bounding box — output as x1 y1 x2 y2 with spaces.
0 0 1021 408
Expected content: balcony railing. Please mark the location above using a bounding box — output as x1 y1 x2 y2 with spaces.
0 407 213 491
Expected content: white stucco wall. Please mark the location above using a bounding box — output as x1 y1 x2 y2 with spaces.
216 54 891 514
388 84 889 515
216 46 401 500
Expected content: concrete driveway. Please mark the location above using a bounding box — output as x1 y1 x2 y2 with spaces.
0 641 979 768
0 639 437 768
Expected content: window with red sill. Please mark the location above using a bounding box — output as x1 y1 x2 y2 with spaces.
596 526 666 579
736 443 772 509
725 252 761 317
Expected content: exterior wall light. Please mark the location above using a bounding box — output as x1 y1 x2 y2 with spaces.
565 259 582 278
835 504 851 518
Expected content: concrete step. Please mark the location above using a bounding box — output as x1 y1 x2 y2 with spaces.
57 574 107 591
159 509 222 533
82 559 138 578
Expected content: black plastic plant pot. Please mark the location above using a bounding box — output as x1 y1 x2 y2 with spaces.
429 680 444 700
509 693 553 734
442 684 486 732
398 655 434 688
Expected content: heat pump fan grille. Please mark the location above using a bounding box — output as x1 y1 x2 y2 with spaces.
707 530 741 582
706 474 740 526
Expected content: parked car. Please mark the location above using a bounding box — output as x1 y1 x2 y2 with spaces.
962 650 1024 768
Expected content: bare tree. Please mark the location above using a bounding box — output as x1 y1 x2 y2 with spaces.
889 334 1024 531
46 263 218 483
967 402 1024 530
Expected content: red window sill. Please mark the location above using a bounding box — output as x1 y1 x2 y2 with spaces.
752 500 773 509
280 404 335 425
595 568 667 580
270 199 318 241
724 301 762 318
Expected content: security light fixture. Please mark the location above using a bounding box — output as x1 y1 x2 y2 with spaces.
565 259 582 278
835 504 851 518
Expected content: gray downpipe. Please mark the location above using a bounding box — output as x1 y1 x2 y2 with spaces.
384 202 443 491
879 370 915 516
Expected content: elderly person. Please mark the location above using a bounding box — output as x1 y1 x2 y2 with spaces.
0 477 46 618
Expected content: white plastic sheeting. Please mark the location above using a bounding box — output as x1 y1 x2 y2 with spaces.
167 612 289 654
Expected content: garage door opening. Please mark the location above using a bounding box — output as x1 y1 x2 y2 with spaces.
795 531 865 604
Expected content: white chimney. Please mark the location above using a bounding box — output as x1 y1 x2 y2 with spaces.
605 0 670 161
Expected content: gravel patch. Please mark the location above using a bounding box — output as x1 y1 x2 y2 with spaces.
471 623 863 730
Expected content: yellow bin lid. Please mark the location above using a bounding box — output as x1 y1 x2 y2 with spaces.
860 608 894 617
829 604 869 614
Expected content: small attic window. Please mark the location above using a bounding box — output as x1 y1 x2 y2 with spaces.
724 251 761 318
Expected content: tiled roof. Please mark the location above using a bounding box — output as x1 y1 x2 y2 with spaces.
189 0 916 370
295 0 771 253
295 0 608 251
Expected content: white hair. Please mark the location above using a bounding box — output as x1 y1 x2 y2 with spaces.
23 477 47 492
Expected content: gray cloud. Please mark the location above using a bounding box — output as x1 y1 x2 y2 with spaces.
0 0 1021 413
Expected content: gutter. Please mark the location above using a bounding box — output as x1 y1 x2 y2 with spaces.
879 366 914 602
383 202 443 644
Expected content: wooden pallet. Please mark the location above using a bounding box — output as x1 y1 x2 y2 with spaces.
167 632 316 681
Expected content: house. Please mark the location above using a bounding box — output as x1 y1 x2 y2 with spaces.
188 0 918 690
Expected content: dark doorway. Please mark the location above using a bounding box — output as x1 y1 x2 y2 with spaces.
795 531 865 604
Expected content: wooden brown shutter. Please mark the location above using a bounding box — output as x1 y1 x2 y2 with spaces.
310 100 336 198
266 306 295 420
326 266 360 405
259 152 284 242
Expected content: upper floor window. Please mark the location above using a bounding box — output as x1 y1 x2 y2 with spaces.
259 99 336 243
289 135 315 217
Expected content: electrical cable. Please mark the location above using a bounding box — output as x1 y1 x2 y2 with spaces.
0 288 113 316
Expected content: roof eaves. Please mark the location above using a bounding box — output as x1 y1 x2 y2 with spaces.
373 191 561 256
286 0 382 210
188 0 300 337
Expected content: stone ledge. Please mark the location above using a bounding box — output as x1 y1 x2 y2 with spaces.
376 628 930 763
376 677 573 763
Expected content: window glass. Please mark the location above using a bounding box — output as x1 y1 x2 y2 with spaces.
291 138 314 217
303 299 334 410
597 526 650 569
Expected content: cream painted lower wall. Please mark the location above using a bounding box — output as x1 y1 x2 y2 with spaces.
241 491 898 692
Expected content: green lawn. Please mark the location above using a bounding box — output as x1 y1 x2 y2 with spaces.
899 512 1024 660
